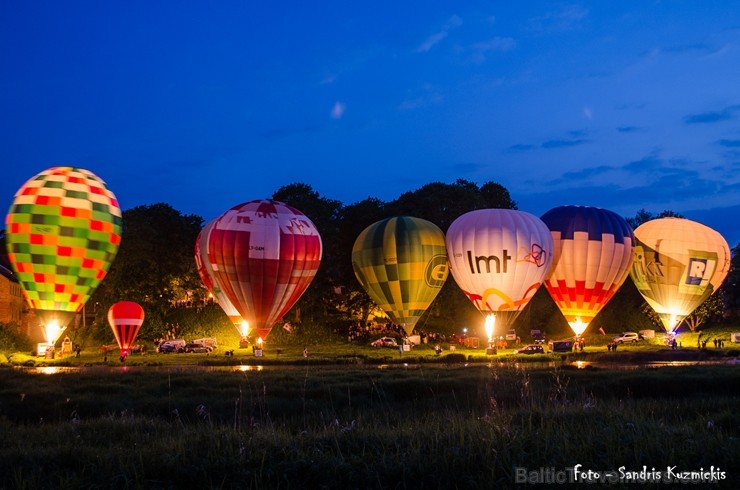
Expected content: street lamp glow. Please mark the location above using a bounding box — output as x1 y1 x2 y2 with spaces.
484 314 496 342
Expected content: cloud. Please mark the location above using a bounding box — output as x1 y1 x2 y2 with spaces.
417 15 462 53
470 37 516 62
568 129 588 138
449 162 486 174
684 105 740 124
623 154 664 173
418 31 448 53
718 138 740 147
559 165 612 180
506 143 537 152
529 5 589 32
260 125 320 141
663 43 713 55
508 131 590 152
541 138 589 149
319 75 337 85
399 83 443 110
617 126 639 133
331 101 346 119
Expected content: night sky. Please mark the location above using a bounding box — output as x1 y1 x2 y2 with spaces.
2 1 739 245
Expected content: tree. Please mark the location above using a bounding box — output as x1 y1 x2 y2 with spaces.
720 243 740 319
335 197 389 324
271 184 344 333
385 179 516 232
626 209 684 229
0 230 10 272
92 203 204 335
683 291 725 331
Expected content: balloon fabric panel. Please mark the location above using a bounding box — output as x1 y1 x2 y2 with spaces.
194 222 242 322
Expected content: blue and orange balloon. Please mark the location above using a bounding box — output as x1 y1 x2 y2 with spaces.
540 205 635 336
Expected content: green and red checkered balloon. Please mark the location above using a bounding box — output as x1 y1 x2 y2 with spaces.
5 167 122 324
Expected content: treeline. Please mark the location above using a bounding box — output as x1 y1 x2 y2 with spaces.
2 179 739 345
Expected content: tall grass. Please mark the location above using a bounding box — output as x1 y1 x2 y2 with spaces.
0 364 738 489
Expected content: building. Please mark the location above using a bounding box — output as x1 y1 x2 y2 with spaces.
0 263 28 334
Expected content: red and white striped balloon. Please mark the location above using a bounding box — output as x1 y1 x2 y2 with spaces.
107 301 145 353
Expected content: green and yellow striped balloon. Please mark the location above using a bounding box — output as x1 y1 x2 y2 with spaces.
5 167 122 326
351 216 448 335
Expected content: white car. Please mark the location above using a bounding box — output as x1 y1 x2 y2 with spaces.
158 339 186 353
192 337 218 350
613 332 641 343
371 337 398 348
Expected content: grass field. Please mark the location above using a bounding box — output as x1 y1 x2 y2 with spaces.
1 339 739 489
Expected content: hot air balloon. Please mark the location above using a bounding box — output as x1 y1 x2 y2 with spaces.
445 209 553 339
195 219 249 339
5 166 122 346
630 217 731 332
540 205 635 337
351 216 449 336
107 301 145 357
204 200 322 341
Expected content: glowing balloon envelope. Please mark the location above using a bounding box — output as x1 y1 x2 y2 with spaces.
195 219 248 337
107 301 145 354
351 216 449 336
630 217 731 331
205 200 322 341
540 205 635 336
445 209 553 329
5 166 122 337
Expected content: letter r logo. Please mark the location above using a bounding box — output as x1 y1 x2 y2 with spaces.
686 258 707 285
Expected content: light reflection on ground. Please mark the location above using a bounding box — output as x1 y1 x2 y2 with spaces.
235 365 264 372
12 357 740 375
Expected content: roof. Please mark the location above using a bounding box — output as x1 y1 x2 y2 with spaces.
0 263 19 283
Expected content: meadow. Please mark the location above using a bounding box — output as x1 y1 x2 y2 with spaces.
1 337 739 489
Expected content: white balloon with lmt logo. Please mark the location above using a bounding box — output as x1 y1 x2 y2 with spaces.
445 209 554 331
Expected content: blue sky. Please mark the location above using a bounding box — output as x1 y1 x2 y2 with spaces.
2 1 739 246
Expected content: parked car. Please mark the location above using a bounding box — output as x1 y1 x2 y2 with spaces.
371 337 398 348
158 339 186 353
613 332 641 343
517 344 545 355
192 337 218 350
184 343 212 353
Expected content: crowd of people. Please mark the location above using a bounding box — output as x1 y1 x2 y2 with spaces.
346 321 451 345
